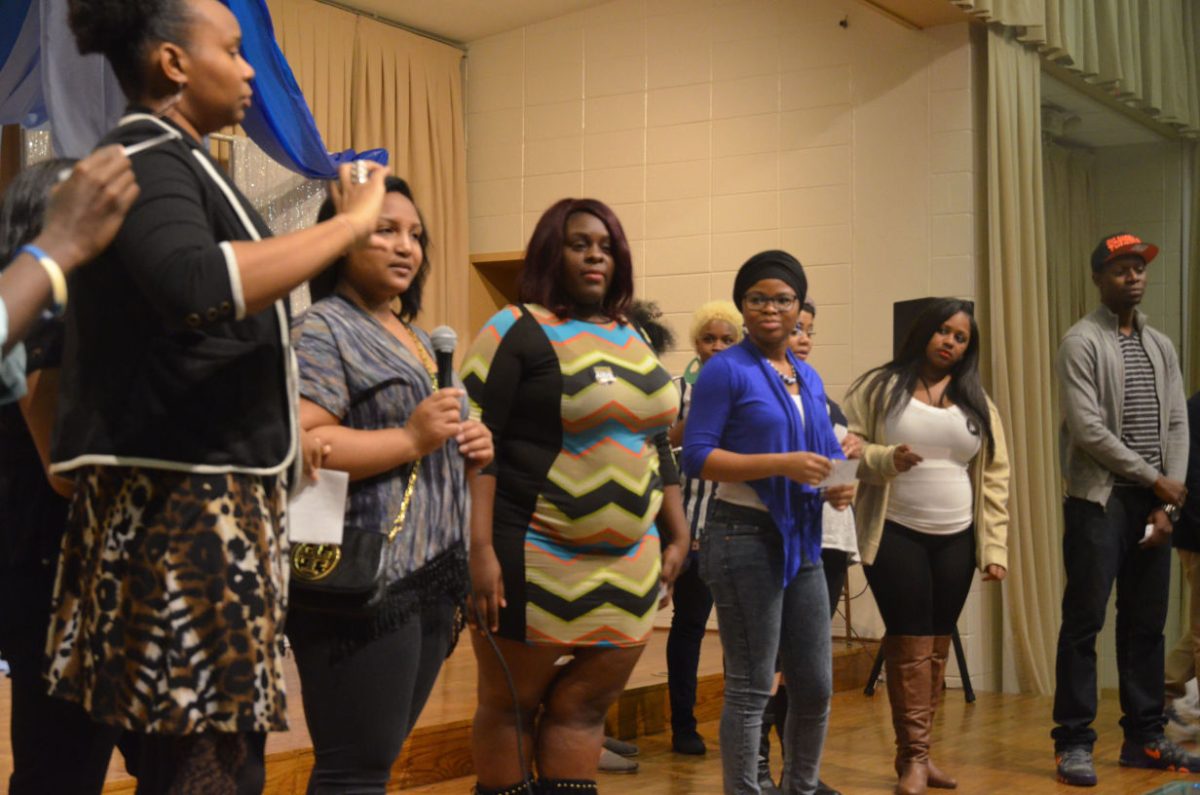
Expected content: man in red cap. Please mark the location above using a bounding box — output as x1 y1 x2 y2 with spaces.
1052 232 1193 786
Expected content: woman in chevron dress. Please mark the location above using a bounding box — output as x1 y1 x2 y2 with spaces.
462 198 690 795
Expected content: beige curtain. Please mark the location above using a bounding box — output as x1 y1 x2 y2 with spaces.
954 0 1200 137
262 0 469 334
1188 143 1200 393
951 0 1043 25
1042 142 1095 348
264 0 356 151
984 26 1063 695
351 18 470 336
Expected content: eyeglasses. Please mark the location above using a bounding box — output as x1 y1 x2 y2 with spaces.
743 293 798 311
793 326 817 339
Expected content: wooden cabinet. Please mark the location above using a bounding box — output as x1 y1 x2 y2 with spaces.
467 251 523 336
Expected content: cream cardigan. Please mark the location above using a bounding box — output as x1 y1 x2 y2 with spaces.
843 379 1011 571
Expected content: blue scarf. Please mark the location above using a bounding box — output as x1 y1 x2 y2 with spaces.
739 338 841 585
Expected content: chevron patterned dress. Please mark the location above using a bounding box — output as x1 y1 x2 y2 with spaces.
463 304 680 647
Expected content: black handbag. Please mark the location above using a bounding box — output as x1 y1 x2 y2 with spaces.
288 460 421 615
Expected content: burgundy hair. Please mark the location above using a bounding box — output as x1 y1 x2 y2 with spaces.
518 198 635 320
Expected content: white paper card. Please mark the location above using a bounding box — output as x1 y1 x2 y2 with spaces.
909 444 953 461
818 458 860 488
287 469 349 544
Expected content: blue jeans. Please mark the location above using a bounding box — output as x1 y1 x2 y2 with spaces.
701 501 831 795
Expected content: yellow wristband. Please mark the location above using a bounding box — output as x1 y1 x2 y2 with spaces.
18 244 67 316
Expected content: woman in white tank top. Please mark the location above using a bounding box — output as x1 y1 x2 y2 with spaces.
844 298 1011 795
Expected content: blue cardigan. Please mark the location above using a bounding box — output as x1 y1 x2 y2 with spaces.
681 338 843 585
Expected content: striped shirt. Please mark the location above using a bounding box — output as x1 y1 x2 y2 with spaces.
675 377 715 545
1117 329 1163 482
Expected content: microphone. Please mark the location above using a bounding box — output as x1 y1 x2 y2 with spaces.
430 325 457 390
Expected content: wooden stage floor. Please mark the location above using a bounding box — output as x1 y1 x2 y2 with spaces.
1 630 1194 793
411 689 1200 795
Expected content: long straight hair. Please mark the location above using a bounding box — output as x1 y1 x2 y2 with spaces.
849 297 994 455
0 159 76 265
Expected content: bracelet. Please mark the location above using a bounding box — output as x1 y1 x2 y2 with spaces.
18 244 67 316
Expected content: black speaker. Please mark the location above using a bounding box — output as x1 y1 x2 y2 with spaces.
892 297 975 359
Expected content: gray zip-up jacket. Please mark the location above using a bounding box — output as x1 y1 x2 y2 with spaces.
1057 304 1189 507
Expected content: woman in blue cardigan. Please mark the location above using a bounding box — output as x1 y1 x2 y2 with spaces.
682 250 855 795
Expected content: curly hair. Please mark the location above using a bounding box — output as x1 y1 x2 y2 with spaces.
518 198 634 320
67 0 194 97
628 299 674 355
688 300 743 345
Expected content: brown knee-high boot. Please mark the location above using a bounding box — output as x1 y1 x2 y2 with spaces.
884 635 933 795
924 635 958 789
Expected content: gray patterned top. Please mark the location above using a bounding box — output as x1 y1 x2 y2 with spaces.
293 294 468 584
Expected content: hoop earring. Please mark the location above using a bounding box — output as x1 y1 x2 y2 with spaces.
156 82 185 118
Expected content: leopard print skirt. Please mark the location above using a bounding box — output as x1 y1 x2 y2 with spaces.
44 466 289 734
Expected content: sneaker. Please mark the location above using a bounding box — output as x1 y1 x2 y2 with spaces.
602 736 639 757
671 731 707 755
1120 736 1200 772
1056 747 1098 787
1167 704 1200 742
598 748 638 774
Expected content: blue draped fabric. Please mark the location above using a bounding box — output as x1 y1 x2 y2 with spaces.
223 0 388 178
0 0 388 177
0 0 47 128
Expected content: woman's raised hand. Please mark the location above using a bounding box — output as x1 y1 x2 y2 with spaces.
784 452 833 486
329 161 390 244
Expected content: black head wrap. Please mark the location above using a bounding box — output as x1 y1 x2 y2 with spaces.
732 250 807 308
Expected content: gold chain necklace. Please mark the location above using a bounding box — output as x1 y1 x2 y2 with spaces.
387 322 436 542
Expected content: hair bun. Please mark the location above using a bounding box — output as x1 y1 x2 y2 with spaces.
68 0 158 55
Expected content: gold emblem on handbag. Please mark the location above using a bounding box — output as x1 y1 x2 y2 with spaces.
291 543 343 580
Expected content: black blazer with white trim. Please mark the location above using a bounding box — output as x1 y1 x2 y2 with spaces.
52 112 297 475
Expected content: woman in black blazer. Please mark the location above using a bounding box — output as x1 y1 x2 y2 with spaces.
45 1 388 791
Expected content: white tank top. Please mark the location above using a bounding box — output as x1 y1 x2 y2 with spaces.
883 397 980 535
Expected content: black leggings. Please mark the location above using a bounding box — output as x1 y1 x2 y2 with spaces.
863 521 975 636
289 597 458 794
822 548 849 619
